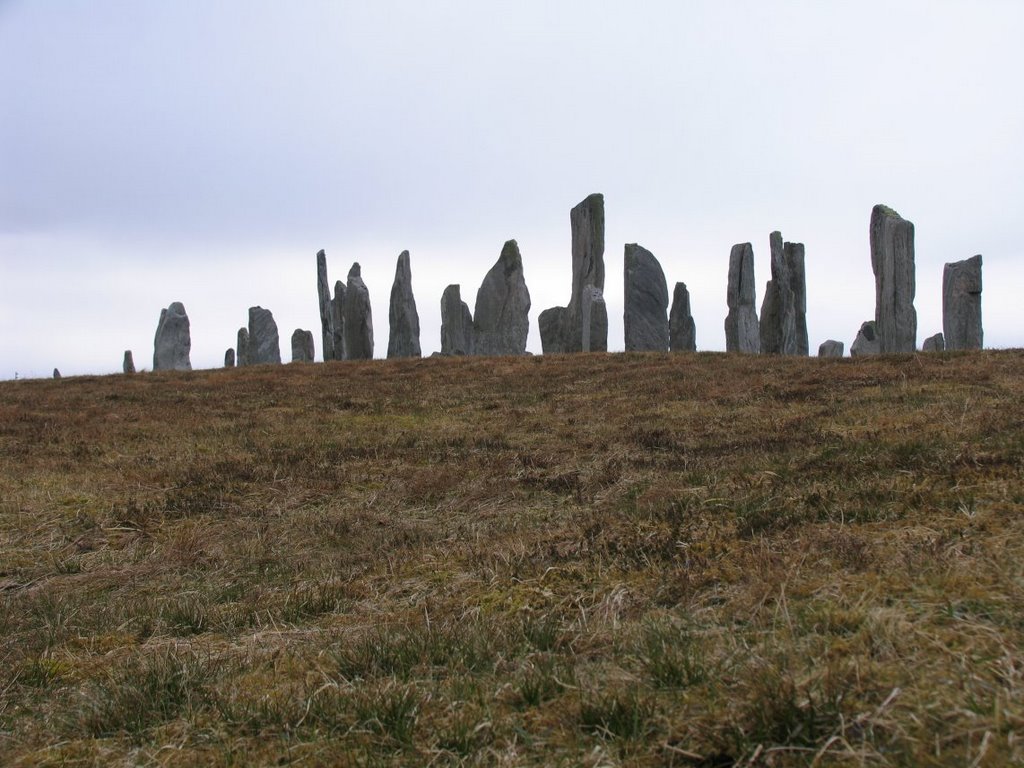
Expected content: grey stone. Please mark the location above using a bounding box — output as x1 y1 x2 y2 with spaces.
922 333 945 352
440 284 475 355
850 321 881 356
760 232 808 355
581 287 607 353
540 193 605 353
236 328 251 367
153 302 192 371
331 281 346 361
224 348 235 367
343 263 373 360
724 243 760 353
943 254 983 351
291 329 315 362
623 244 669 352
247 306 281 365
669 282 697 352
316 249 336 361
870 205 917 353
818 340 844 358
123 350 135 374
53 368 61 379
387 251 421 358
474 239 531 356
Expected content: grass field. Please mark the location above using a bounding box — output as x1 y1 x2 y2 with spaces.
1 350 1023 766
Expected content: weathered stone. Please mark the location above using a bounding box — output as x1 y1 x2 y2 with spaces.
870 205 917 353
725 244 760 353
224 348 235 367
669 282 697 353
581 287 607 353
818 340 844 358
291 329 315 362
540 193 605 353
387 251 421 358
623 244 669 352
474 239 531 356
850 321 881 356
760 232 808 355
236 328 251 367
331 281 346 361
316 249 336 361
53 368 61 379
922 333 945 352
153 302 192 371
344 263 373 360
440 284 475 355
123 350 135 374
943 255 983 351
247 306 281 365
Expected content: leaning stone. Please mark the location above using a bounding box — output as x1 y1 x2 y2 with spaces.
942 255 983 350
725 244 760 353
316 249 336 361
474 239 531 356
123 350 135 374
248 306 281 365
623 244 669 352
669 283 697 353
387 251 421 358
224 348 235 367
236 328 251 367
870 205 917 353
922 333 945 352
344 263 373 360
760 232 807 355
850 321 881 356
818 340 844 358
153 302 192 371
440 284 475 355
291 329 315 362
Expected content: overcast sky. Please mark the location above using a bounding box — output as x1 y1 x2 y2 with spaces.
1 1 1021 378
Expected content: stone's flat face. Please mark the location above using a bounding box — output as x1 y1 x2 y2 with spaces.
851 320 881 356
539 306 569 354
870 205 917 353
581 287 607 353
331 281 346 361
224 348 235 367
440 284 475 355
344 263 374 360
248 306 282 365
474 240 531 356
123 350 135 374
943 255 983 351
236 328 250 367
725 243 760 353
623 244 669 352
291 329 315 362
760 232 808 355
922 332 945 352
316 249 336 362
387 251 422 358
153 301 192 371
669 282 697 352
818 340 844 358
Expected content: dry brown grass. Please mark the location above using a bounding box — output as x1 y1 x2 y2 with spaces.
1 350 1023 766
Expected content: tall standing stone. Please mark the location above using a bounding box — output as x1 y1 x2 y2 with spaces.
387 251 421 358
942 255 983 351
623 244 669 352
724 244 760 353
291 329 315 362
331 281 346 361
248 306 281 365
440 284 475 355
153 302 192 371
760 231 807 355
870 205 917 353
669 282 697 352
850 321 880 356
225 348 235 367
344 263 373 359
316 249 336 362
539 193 605 353
123 350 135 374
236 328 251 367
474 239 531 356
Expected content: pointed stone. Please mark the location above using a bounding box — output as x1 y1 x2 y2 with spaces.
922 333 945 352
316 249 336 362
870 205 917 353
331 281 346 361
818 340 844 358
943 255 983 350
291 329 315 362
850 320 880 356
725 244 760 353
474 240 531 356
581 287 607 353
224 348 235 367
760 232 808 355
669 283 697 352
248 306 281 365
236 328 251 367
344 263 373 360
623 244 669 352
440 284 475 355
387 251 421 358
123 350 135 374
53 368 61 379
153 302 192 371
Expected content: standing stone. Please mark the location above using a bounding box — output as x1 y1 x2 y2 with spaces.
922 333 945 352
153 302 192 371
248 306 281 365
943 255 983 351
236 328 251 367
52 368 61 379
850 321 881 356
291 329 315 362
225 348 235 367
387 251 421 358
540 193 605 353
581 286 608 353
440 284 475 355
623 244 669 352
724 244 760 353
344 263 373 360
123 350 135 374
818 340 844 358
316 249 336 362
760 232 808 355
474 240 531 356
669 282 697 353
870 205 917 353
331 281 347 361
